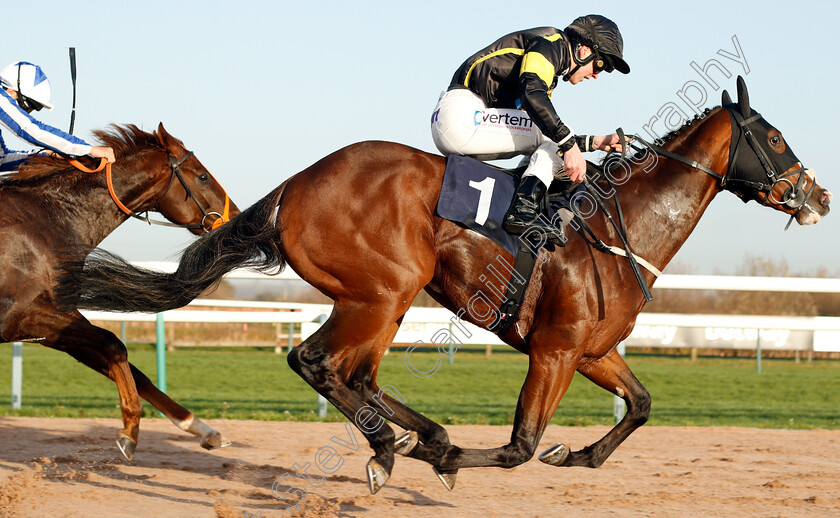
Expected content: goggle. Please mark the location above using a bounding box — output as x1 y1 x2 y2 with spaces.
15 63 44 113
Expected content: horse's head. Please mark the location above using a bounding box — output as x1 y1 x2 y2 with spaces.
722 76 831 228
150 123 240 234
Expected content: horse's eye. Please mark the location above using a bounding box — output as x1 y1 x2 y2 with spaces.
198 174 209 182
770 136 781 145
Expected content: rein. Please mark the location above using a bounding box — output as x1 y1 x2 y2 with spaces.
65 157 133 214
555 129 659 302
567 106 816 302
631 108 815 230
66 151 230 232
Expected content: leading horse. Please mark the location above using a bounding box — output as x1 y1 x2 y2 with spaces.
1 123 239 459
58 78 831 492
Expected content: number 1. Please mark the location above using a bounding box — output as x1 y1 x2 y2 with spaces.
468 177 495 226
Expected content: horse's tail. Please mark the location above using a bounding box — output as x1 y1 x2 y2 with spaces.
56 182 289 313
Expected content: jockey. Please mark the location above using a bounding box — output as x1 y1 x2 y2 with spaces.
0 61 114 172
431 15 629 241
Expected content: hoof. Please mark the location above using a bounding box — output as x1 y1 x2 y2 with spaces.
200 432 232 450
366 458 390 494
116 433 137 461
433 466 457 491
538 443 570 467
394 430 419 456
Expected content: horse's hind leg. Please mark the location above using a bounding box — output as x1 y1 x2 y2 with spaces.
366 388 457 489
545 347 650 468
287 305 405 493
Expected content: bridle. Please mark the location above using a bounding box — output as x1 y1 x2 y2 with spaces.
67 150 230 232
724 108 815 230
562 105 815 304
628 107 816 230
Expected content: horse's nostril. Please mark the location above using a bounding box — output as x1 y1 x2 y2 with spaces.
823 191 833 207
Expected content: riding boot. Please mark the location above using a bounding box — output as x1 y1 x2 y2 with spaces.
503 175 566 246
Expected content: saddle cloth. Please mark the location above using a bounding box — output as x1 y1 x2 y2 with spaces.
435 154 573 256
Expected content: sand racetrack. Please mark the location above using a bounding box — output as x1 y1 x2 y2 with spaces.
0 417 838 517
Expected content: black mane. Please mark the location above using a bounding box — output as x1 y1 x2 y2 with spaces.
656 106 718 144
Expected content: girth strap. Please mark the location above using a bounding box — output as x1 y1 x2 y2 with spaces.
493 243 538 335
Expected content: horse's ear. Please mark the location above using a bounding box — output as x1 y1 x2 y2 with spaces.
155 122 183 152
721 89 732 105
736 75 750 117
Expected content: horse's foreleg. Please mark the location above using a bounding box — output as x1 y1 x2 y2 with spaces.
554 347 651 468
127 363 230 449
53 340 142 460
437 352 576 470
22 308 144 460
62 347 229 451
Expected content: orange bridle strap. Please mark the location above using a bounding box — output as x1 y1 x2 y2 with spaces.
66 158 133 215
66 155 231 231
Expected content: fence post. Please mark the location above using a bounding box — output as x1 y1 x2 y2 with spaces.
614 341 627 424
756 329 762 374
274 323 283 354
11 342 22 409
288 323 295 354
156 313 167 393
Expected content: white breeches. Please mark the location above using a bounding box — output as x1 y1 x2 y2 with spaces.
430 88 563 186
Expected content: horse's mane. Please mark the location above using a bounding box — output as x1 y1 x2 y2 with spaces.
2 124 163 183
586 106 724 193
631 106 721 160
599 106 720 174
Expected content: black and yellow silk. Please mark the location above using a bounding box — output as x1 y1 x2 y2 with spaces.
450 26 585 151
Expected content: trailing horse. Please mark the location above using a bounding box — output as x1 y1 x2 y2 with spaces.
2 123 239 460
57 78 831 491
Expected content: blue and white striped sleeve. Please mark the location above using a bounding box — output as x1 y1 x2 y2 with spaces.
0 129 38 171
0 151 38 172
0 88 91 157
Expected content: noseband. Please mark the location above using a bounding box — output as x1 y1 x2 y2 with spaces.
724 108 815 230
141 151 230 232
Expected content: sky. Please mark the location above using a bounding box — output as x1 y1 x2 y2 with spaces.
6 1 839 276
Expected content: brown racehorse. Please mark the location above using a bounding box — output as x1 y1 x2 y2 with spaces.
1 123 239 460
57 78 831 492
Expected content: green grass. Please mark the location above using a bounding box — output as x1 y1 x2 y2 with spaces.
0 343 837 429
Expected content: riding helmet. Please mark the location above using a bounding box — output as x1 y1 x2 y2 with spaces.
564 15 630 74
0 62 54 111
